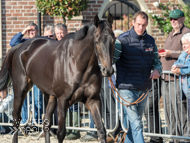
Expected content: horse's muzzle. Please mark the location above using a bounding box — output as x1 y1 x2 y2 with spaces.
101 66 114 77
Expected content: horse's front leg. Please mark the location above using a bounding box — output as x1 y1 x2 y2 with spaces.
57 96 68 143
85 98 106 143
43 95 57 143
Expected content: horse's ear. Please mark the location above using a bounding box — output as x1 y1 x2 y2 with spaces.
74 25 89 41
107 13 113 25
94 15 99 27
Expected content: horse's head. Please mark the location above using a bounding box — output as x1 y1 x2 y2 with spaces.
94 13 115 77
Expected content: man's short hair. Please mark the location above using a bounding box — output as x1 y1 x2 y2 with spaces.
28 22 38 31
44 25 54 35
133 11 148 22
55 23 67 31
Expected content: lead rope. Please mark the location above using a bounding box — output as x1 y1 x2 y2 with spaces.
108 77 149 143
108 77 149 107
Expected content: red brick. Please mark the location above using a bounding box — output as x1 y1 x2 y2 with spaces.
18 17 29 20
12 13 22 17
24 13 34 16
4 13 11 16
12 29 23 33
13 21 23 24
24 6 34 9
7 17 17 20
6 2 17 5
29 2 35 5
97 1 104 4
13 6 23 9
7 33 17 36
18 2 28 5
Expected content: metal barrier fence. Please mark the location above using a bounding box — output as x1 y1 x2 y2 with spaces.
0 71 190 142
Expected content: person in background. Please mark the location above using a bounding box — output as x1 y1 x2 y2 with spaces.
113 11 162 143
10 22 38 47
0 88 13 134
43 25 56 39
54 23 68 41
9 23 43 132
171 32 190 121
159 9 190 143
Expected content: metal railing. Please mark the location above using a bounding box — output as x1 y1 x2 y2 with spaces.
0 71 190 142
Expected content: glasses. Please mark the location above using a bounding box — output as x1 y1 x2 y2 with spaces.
46 35 54 38
169 17 181 21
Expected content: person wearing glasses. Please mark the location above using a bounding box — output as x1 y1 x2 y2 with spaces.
159 9 190 143
44 25 56 39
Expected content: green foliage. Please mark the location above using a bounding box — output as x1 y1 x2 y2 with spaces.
149 2 190 34
36 0 89 23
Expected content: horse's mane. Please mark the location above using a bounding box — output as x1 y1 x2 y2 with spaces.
74 24 93 41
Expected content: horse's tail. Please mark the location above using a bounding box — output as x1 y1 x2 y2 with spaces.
0 43 21 91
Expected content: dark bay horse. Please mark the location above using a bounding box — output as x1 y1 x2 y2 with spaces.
0 14 115 143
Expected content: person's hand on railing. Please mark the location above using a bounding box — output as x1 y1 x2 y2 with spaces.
171 65 181 74
150 69 160 79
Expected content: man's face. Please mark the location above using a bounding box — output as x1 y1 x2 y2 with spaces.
55 27 67 41
132 15 148 36
170 17 185 31
44 30 55 39
28 26 38 38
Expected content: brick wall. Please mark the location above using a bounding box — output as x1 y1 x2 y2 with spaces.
2 0 172 57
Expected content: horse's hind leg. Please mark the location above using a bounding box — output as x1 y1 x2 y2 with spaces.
12 79 32 143
85 98 106 143
43 94 57 143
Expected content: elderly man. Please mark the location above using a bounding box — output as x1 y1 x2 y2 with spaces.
54 23 68 41
159 9 190 143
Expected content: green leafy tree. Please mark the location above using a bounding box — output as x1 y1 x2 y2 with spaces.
149 2 190 34
36 0 89 24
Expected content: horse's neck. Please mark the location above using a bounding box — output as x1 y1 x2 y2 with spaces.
86 28 98 65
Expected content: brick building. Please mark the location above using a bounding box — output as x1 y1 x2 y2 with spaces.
0 0 188 59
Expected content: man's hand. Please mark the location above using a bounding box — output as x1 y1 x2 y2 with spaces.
150 69 160 79
171 65 181 74
159 50 171 58
22 26 32 35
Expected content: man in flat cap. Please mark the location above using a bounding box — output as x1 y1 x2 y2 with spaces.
159 9 190 143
